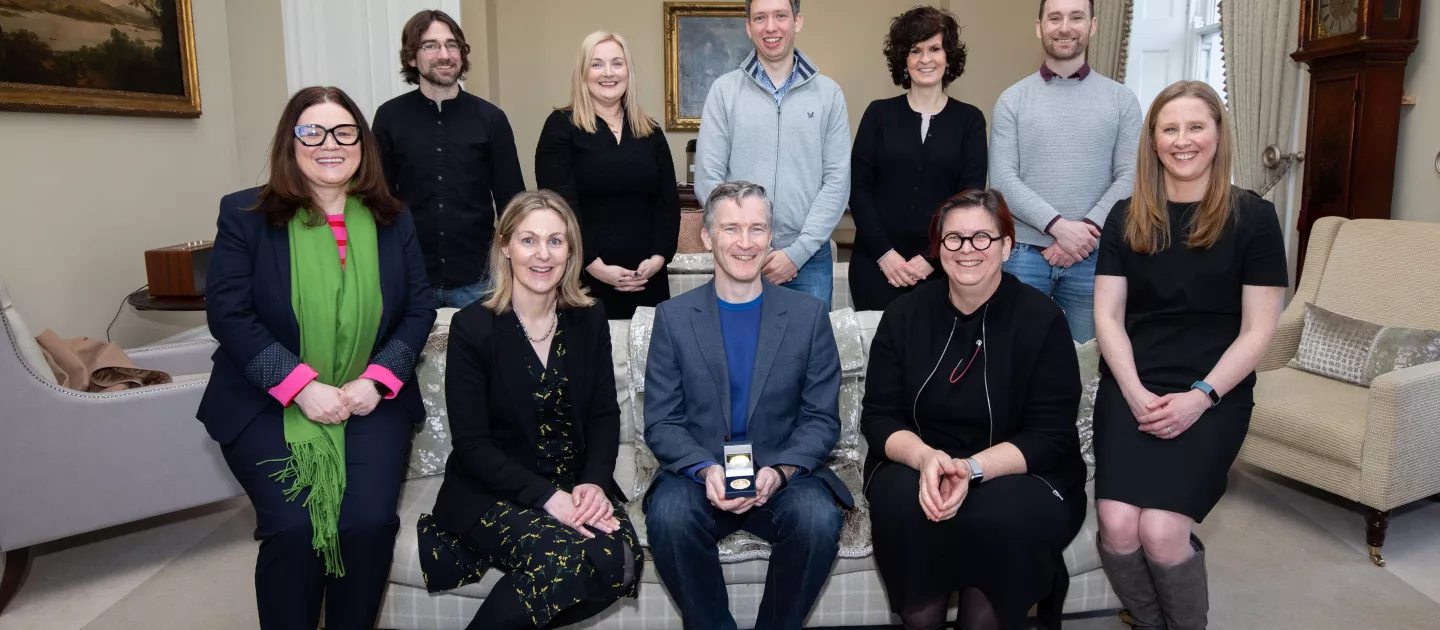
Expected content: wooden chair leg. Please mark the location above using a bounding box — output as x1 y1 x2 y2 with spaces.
1 547 33 615
1366 508 1391 567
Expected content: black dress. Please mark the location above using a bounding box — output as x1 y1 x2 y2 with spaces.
864 288 1085 630
417 323 642 628
536 110 681 319
848 95 988 311
1093 190 1288 520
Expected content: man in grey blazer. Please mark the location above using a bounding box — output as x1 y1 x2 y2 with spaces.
644 181 852 630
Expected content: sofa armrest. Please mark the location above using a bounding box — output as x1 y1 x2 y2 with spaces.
125 340 219 377
1261 217 1348 372
1359 361 1440 510
0 376 242 549
1258 299 1306 372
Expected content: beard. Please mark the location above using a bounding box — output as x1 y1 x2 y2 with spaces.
1043 36 1088 62
421 63 460 87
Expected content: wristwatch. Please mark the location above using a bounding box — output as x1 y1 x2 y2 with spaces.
1191 381 1221 408
964 457 984 484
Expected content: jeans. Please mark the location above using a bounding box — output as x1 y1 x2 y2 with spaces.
432 279 485 309
645 472 843 630
1003 244 1097 342
781 244 833 311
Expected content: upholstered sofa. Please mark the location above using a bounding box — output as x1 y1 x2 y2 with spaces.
375 267 1120 629
1238 217 1440 567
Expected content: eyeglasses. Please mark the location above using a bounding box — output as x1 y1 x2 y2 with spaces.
294 124 361 147
419 41 464 55
940 231 997 251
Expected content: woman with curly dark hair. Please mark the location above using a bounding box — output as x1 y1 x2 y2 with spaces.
849 5 988 312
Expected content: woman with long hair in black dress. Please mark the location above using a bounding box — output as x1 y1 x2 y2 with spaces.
1093 81 1287 629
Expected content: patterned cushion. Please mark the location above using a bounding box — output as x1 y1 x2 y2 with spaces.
406 310 460 480
1290 302 1440 387
626 307 873 562
1075 340 1100 478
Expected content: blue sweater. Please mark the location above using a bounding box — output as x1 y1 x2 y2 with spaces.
683 295 763 482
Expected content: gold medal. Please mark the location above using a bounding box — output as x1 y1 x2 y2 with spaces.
729 478 752 490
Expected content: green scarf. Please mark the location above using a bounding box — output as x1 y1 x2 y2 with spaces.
270 196 382 576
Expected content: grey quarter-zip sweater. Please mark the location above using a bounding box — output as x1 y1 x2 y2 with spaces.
694 49 852 268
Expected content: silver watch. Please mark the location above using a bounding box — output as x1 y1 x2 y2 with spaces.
964 457 984 483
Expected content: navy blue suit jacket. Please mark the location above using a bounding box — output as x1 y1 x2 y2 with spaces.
198 187 438 446
642 280 854 509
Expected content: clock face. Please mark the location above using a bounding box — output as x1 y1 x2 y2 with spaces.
1316 0 1360 38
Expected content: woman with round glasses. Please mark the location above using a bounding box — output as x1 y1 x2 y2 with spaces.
861 189 1086 630
200 86 436 629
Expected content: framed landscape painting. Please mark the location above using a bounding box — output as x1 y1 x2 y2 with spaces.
663 1 749 131
0 0 200 117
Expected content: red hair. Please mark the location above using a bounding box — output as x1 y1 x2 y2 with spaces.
928 189 1017 257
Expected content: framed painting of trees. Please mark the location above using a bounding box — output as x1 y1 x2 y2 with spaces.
0 0 200 117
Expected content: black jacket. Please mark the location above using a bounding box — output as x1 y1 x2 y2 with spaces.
860 274 1086 498
432 302 624 535
198 188 437 445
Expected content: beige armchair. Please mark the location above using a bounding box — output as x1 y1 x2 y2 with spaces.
0 277 243 614
1239 217 1440 567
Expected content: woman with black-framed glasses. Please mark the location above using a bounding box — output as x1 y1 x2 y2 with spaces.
201 86 436 629
861 189 1086 630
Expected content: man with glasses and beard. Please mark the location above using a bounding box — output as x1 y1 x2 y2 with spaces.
374 9 526 308
989 0 1141 343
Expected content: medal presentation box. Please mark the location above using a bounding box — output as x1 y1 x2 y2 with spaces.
724 442 757 499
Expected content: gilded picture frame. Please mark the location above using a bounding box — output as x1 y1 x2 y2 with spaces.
663 1 749 131
0 0 201 118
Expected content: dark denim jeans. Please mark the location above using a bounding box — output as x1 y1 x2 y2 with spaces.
644 472 843 630
431 279 486 309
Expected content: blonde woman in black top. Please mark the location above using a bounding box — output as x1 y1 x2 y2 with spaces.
1093 81 1287 630
536 30 680 319
849 6 988 312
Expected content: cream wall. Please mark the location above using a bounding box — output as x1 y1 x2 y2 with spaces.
0 0 288 348
1393 0 1440 224
227 0 290 188
459 0 1043 185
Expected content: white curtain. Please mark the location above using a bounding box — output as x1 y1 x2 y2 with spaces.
1089 0 1135 82
1222 0 1304 198
281 0 465 119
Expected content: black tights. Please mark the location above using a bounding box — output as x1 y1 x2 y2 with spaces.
467 542 637 630
901 588 1000 630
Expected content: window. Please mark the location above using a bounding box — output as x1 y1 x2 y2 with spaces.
1124 0 1227 112
1191 0 1226 102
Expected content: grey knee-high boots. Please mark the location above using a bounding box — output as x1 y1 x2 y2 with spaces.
1148 534 1209 630
1097 535 1167 629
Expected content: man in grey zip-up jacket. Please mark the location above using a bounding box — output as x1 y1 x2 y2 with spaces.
694 0 851 311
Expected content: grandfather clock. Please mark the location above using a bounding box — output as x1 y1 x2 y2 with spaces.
1293 0 1422 278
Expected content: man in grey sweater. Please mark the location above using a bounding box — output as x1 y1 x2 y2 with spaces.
990 0 1142 342
694 0 851 310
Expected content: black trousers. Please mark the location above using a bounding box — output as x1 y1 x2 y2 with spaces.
222 407 414 630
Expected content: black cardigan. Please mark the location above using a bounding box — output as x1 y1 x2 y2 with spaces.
860 274 1086 497
431 302 624 535
849 95 988 262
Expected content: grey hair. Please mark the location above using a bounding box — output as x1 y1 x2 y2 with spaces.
703 181 773 232
745 0 801 17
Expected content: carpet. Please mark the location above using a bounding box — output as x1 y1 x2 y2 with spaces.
83 470 1440 629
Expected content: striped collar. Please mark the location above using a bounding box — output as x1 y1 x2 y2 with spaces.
743 49 817 103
